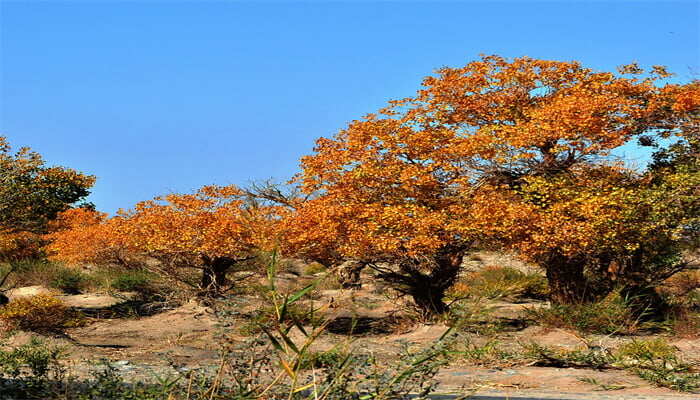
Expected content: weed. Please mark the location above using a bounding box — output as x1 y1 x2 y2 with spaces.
578 377 628 391
444 298 516 335
0 337 65 379
518 338 700 393
448 266 548 301
217 251 453 399
525 291 643 334
110 270 152 291
297 347 349 370
447 338 517 367
304 262 327 275
50 267 90 294
615 339 700 392
520 342 615 370
238 302 325 336
315 272 344 291
659 270 700 303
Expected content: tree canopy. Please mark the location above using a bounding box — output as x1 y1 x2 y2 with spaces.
286 55 698 309
46 185 282 294
0 136 95 260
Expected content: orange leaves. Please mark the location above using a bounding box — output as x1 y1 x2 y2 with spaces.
288 55 694 272
406 55 670 169
672 81 700 114
46 185 281 270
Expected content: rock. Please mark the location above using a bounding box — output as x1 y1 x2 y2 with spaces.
58 293 133 309
6 286 55 299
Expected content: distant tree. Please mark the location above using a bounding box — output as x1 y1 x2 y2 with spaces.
285 55 696 310
0 136 94 261
46 185 281 295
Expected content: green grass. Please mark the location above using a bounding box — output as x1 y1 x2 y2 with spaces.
110 270 158 292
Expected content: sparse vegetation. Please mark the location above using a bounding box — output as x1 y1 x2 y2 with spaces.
0 51 698 398
448 266 548 301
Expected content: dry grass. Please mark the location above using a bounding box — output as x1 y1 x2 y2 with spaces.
525 291 642 335
448 265 548 301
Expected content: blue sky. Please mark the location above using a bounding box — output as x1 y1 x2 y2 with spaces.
1 1 698 213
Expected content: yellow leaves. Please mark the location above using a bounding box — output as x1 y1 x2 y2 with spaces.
0 294 70 332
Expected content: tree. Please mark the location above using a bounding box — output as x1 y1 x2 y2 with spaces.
0 136 95 261
46 185 281 295
287 55 694 310
464 78 699 304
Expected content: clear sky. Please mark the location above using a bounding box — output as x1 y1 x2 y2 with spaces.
1 1 698 213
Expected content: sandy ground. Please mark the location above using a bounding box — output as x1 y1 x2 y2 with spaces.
2 259 698 398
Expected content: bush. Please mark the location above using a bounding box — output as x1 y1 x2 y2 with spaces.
239 302 324 336
303 262 327 275
0 294 73 332
659 270 700 307
448 266 548 301
443 299 511 335
110 270 155 292
50 268 90 294
615 339 700 392
526 291 642 334
0 337 65 379
0 260 96 294
315 272 343 291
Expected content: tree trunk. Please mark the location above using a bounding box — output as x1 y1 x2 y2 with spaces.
408 276 450 315
200 256 235 296
545 256 591 304
337 260 365 289
403 249 465 315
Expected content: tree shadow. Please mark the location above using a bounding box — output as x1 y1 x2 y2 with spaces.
326 315 415 336
72 298 175 319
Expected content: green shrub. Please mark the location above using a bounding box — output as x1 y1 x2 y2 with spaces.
110 270 155 292
518 339 700 392
0 337 65 379
303 262 327 275
615 339 700 392
447 338 518 367
50 268 90 294
298 347 348 370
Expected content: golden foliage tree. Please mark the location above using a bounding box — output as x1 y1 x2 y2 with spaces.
47 185 281 295
287 55 697 309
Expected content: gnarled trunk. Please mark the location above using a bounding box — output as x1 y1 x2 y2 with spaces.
407 275 451 315
200 256 235 296
337 260 365 289
377 248 466 316
544 255 591 304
